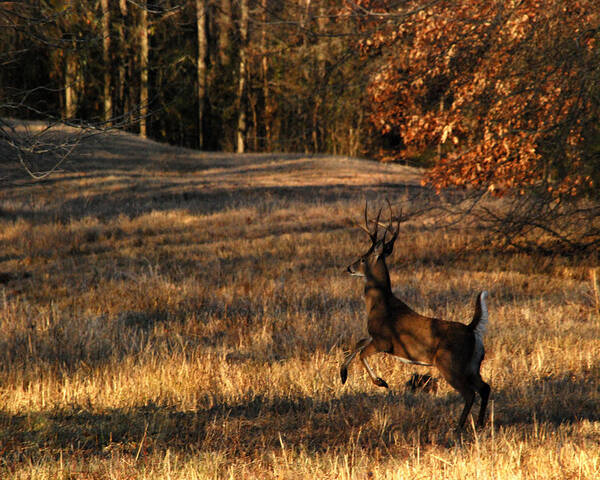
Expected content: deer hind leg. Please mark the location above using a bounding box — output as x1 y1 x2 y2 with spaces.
435 354 477 431
451 374 491 432
456 375 491 431
456 385 476 432
470 374 491 427
360 340 389 388
340 337 372 384
447 374 492 432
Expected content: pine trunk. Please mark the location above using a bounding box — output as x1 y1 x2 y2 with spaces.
139 1 149 137
196 0 207 149
101 0 112 125
236 0 248 153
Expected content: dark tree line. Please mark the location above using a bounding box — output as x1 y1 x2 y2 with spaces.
0 0 370 156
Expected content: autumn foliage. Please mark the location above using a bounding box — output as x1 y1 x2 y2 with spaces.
353 0 600 199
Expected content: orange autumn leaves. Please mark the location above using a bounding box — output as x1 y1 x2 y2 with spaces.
353 0 600 198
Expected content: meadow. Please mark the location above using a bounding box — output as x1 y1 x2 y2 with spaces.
0 127 599 479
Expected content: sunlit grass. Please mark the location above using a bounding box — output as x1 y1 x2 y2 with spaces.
0 130 599 478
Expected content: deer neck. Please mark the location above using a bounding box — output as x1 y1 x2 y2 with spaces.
364 259 393 312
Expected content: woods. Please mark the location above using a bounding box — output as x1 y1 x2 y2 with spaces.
1 1 367 154
1 1 600 248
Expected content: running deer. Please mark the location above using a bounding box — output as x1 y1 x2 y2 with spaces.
340 203 490 431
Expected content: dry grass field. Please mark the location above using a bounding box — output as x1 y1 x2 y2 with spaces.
1 126 599 479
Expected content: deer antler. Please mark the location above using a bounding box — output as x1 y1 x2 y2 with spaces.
372 199 401 247
356 202 373 238
384 198 400 248
356 201 383 244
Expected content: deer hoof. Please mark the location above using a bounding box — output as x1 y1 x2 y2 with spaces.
375 377 389 388
340 367 348 384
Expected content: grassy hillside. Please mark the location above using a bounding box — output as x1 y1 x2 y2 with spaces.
1 128 599 479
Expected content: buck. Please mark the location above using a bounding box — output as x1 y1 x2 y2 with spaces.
340 203 490 432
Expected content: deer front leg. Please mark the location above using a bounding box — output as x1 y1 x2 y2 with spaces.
340 336 372 384
360 340 389 388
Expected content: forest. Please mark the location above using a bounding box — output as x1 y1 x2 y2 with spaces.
1 0 600 249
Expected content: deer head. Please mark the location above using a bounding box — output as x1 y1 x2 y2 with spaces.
346 201 400 280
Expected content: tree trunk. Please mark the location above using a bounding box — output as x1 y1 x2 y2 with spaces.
218 0 232 68
64 37 82 120
312 2 326 152
101 0 112 125
139 0 149 137
117 0 128 122
236 0 248 153
196 0 207 149
261 0 270 150
64 51 78 119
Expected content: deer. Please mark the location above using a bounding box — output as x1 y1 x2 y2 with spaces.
340 202 490 432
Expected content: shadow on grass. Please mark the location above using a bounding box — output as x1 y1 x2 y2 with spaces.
2 371 599 464
1 132 304 183
490 369 600 428
0 392 387 463
0 181 431 224
0 293 356 386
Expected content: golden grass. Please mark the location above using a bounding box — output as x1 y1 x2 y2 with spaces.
0 128 599 478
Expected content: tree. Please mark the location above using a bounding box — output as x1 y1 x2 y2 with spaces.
356 0 600 198
0 0 155 180
260 0 271 150
196 0 207 148
138 0 149 137
100 0 112 125
0 1 92 180
236 0 249 153
354 0 600 250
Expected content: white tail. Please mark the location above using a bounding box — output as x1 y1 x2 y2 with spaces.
466 291 488 378
470 290 489 338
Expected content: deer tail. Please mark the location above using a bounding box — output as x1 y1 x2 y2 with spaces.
469 291 489 338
